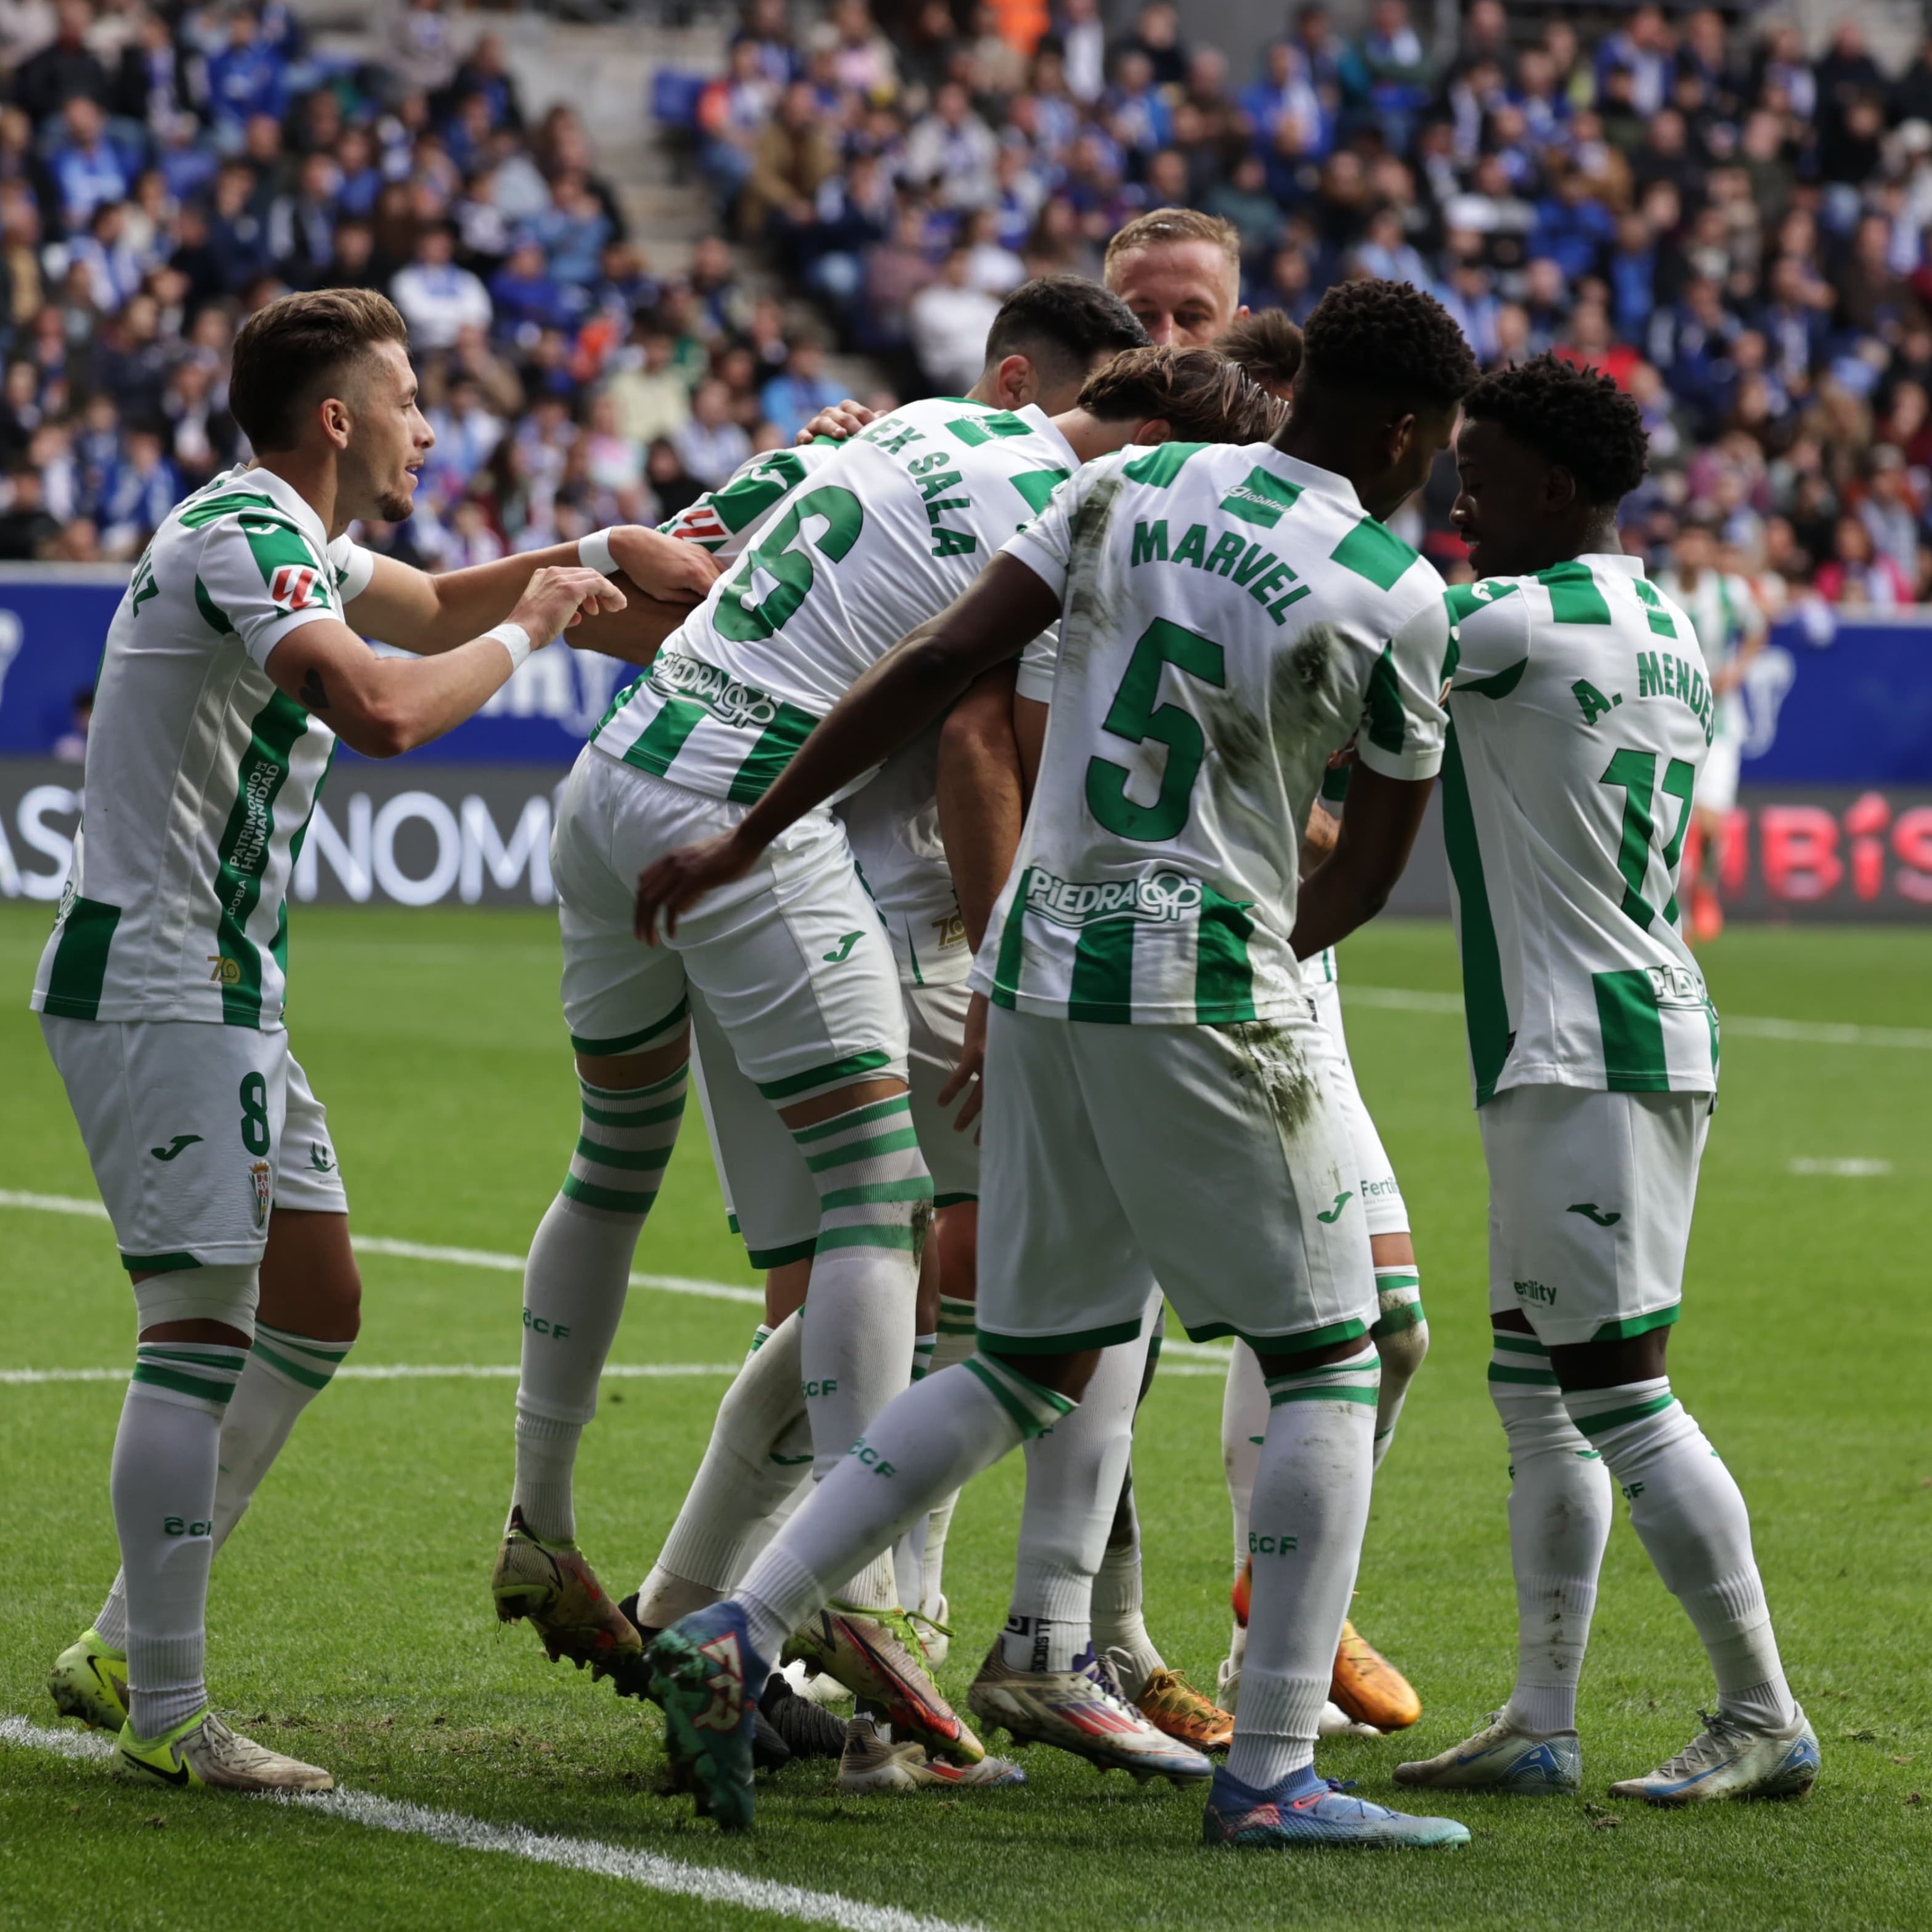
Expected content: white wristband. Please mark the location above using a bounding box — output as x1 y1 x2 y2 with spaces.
485 621 533 671
578 528 619 577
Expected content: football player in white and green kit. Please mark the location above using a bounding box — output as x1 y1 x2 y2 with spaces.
636 278 1479 1845
33 287 709 1792
492 290 1274 1780
1390 355 1817 1805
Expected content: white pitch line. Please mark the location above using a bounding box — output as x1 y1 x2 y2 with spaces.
1346 985 1932 1050
1787 1157 1894 1177
0 1363 741 1386
0 1191 763 1307
0 1717 988 1932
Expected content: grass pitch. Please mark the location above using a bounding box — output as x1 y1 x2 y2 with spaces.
1 902 1927 1932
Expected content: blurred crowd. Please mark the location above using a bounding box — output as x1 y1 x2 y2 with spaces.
0 0 834 568
693 0 1932 615
6 0 1932 620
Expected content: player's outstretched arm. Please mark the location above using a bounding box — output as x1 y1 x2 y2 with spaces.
635 553 1062 941
1288 765 1435 961
346 527 715 654
269 566 623 758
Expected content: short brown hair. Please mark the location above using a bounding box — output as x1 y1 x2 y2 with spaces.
230 288 410 452
1103 207 1242 278
1215 310 1304 397
1077 344 1285 444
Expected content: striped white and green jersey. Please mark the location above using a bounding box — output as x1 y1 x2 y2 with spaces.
652 432 975 986
970 442 1448 1025
30 464 375 1031
1654 566 1760 745
1395 553 1721 1107
592 396 1079 807
657 443 835 558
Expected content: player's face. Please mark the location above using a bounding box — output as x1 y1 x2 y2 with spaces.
1451 416 1549 578
1108 242 1241 346
344 339 434 524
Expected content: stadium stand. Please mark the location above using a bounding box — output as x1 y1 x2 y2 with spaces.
1 0 1930 619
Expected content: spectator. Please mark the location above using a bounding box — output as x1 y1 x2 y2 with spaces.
673 375 752 488
908 242 1000 392
905 79 999 210
52 684 90 761
390 222 490 351
203 8 286 139
758 333 840 441
49 95 130 230
604 328 692 446
742 79 838 238
14 0 108 125
386 0 463 99
1815 512 1912 607
0 460 57 554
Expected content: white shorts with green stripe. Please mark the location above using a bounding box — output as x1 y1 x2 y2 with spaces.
976 1005 1376 1355
40 1015 347 1273
691 976 977 1270
1305 976 1406 1238
553 746 908 1094
1480 1082 1710 1349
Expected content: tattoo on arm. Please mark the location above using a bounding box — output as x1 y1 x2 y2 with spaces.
297 667 330 712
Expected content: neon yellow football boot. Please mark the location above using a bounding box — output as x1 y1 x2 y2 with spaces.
49 1628 129 1732
118 1707 333 1792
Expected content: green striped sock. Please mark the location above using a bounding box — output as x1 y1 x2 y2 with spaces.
1487 1329 1558 1387
131 1342 248 1417
911 1332 938 1381
963 1351 1074 1439
1264 1342 1381 1412
1564 1376 1680 1443
789 1092 933 1257
562 1067 688 1220
1370 1265 1425 1335
250 1323 352 1394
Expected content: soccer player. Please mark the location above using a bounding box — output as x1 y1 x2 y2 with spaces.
36 286 712 1792
489 286 1275 1772
609 344 1283 1793
1389 355 1817 1803
636 278 1479 1846
1655 519 1766 944
1103 206 1249 347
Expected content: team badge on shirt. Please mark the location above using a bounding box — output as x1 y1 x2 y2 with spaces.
249 1159 272 1228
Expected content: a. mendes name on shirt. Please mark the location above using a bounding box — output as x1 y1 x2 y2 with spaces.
1024 867 1208 928
644 651 785 733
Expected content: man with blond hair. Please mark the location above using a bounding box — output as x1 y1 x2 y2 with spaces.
1103 206 1249 346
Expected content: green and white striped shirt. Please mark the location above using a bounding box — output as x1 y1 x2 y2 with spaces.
970 442 1448 1025
1392 554 1720 1105
592 396 1079 806
31 465 373 1030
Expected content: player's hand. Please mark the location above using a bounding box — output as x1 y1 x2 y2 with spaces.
936 991 988 1130
797 398 875 445
635 830 758 943
509 566 627 644
606 526 721 605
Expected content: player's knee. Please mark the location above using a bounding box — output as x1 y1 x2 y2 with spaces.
134 1262 261 1344
1373 1315 1429 1390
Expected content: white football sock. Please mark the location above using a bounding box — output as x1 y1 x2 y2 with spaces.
911 1331 938 1380
1222 1338 1267 1581
1565 1378 1795 1733
1488 1329 1612 1735
511 1065 686 1542
915 1296 979 1608
1224 1344 1378 1790
94 1322 353 1653
635 1312 812 1628
737 1355 1070 1663
790 1094 928 1484
1003 1334 1141 1676
114 1342 248 1739
1369 1265 1428 1471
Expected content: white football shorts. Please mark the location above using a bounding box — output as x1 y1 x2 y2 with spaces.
976 1004 1377 1355
1305 975 1406 1238
1480 1082 1710 1348
1695 736 1740 816
41 1015 347 1272
553 746 908 1100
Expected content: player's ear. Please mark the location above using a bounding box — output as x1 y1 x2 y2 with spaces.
1136 415 1174 445
1386 409 1418 468
1544 463 1579 513
994 354 1037 409
318 394 353 450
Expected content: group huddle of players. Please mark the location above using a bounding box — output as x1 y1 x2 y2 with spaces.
37 208 1819 1851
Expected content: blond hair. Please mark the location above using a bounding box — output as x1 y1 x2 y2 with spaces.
1103 207 1243 279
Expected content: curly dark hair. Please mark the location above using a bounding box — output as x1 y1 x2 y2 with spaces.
1298 278 1479 412
1078 344 1285 444
1463 353 1650 505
